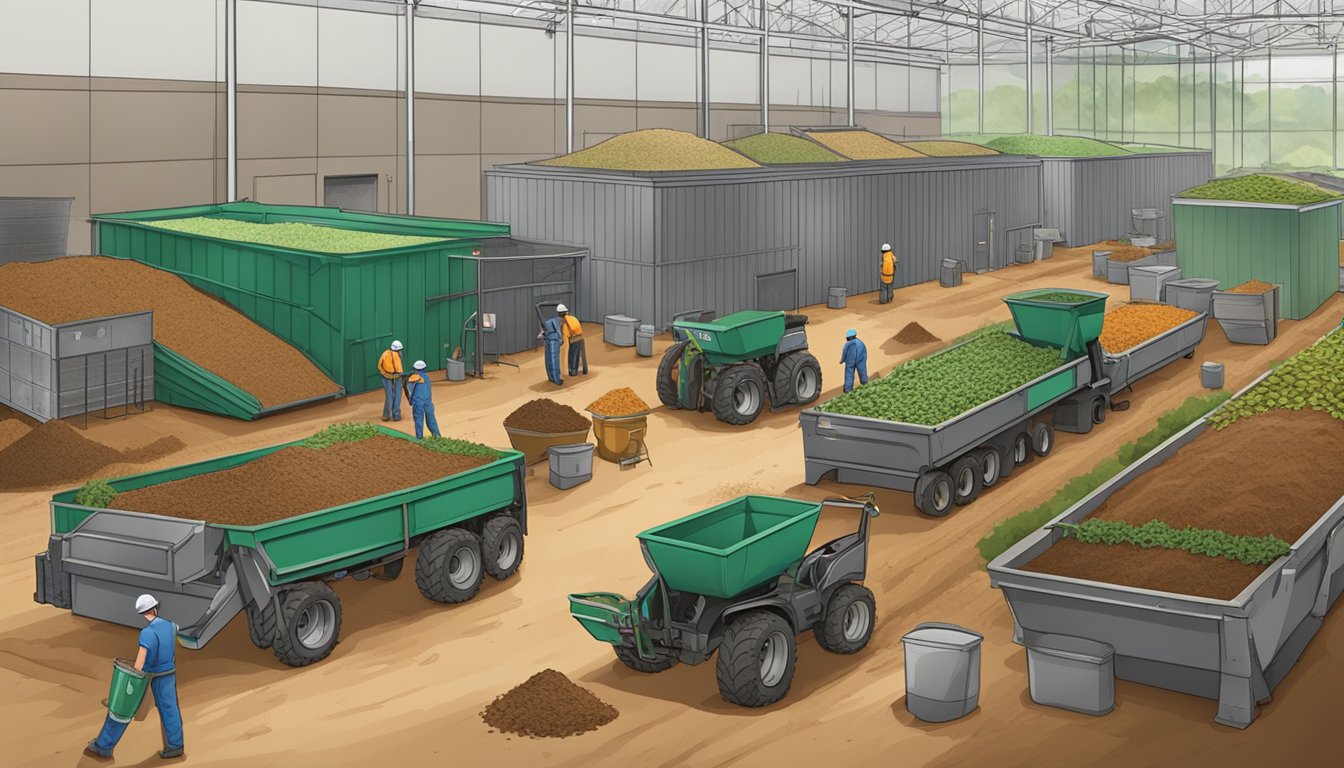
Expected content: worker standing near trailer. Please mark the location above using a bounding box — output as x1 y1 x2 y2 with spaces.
85 594 184 761
840 329 868 393
406 360 441 439
878 243 897 304
558 304 588 377
378 340 405 421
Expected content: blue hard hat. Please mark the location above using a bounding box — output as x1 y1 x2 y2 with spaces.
846 329 857 338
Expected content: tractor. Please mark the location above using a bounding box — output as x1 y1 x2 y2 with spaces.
656 310 822 425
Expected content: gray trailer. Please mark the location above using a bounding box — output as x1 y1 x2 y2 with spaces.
1102 311 1208 394
988 367 1344 729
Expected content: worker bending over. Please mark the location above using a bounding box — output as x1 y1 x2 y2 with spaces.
840 329 868 394
878 243 897 304
558 304 588 377
406 360 441 439
378 340 404 421
85 594 184 761
542 312 564 386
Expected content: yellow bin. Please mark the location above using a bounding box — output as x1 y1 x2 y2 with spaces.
505 426 591 464
589 412 650 463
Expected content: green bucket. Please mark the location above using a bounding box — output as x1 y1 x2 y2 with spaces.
106 659 149 724
1003 288 1108 360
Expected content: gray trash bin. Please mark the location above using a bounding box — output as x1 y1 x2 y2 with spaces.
1032 228 1060 261
603 315 640 347
1128 265 1183 303
901 622 983 723
1015 244 1034 265
827 286 847 309
1090 250 1111 278
635 324 655 357
548 443 594 490
1201 362 1224 389
1165 278 1220 315
1027 634 1116 716
939 258 963 288
444 358 465 381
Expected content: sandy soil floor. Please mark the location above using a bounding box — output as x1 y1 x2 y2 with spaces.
2 247 1342 767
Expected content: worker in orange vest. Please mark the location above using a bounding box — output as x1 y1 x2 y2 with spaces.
378 340 404 421
558 304 588 376
878 243 897 304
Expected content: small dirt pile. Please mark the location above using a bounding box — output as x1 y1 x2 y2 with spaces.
481 669 618 738
893 322 940 345
111 435 489 525
504 399 590 433
0 419 30 453
587 388 651 417
1227 279 1276 295
0 421 184 491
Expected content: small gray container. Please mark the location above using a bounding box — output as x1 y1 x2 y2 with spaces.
1032 228 1060 261
901 622 983 723
827 286 847 309
1165 278 1220 315
1213 285 1279 345
603 315 639 347
548 443 594 490
939 258 962 288
444 358 465 381
1091 250 1112 278
1201 362 1224 389
1016 244 1034 265
635 325 655 357
1128 265 1183 303
0 197 73 264
1027 634 1116 716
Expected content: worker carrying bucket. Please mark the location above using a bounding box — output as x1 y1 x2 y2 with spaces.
85 594 184 761
558 304 588 377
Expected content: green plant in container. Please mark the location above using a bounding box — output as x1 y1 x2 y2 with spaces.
75 479 118 509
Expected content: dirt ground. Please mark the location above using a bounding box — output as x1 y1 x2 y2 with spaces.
2 247 1342 767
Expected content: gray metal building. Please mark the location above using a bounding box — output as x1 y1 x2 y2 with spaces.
1040 151 1213 246
485 156 1042 329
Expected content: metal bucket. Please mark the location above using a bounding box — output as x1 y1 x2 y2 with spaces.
444 359 465 381
106 659 149 724
827 286 847 309
902 622 983 722
1201 362 1225 389
635 325 655 357
589 412 649 463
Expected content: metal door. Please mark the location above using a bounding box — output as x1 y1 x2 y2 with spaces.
756 269 798 312
972 212 995 273
324 174 379 212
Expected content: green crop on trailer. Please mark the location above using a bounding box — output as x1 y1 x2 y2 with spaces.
1172 198 1341 320
92 202 511 395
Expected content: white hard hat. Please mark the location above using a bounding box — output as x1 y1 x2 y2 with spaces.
881 243 891 251
390 340 403 351
413 360 427 370
135 594 159 614
556 303 568 313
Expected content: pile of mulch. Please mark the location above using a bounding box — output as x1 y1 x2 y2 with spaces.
1025 409 1344 599
503 399 590 433
1227 279 1276 295
587 388 651 417
111 435 489 525
0 258 338 408
893 322 940 345
481 669 618 738
0 421 184 491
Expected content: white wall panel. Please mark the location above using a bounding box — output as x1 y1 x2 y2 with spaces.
0 0 90 77
637 41 696 102
876 63 909 112
911 67 938 111
577 36 636 100
770 56 809 106
480 25 554 98
238 0 316 86
416 18 479 95
855 61 876 110
91 0 217 81
318 7 398 91
710 49 757 104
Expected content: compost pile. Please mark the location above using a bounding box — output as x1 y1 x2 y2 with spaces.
504 399 590 433
722 133 844 164
1024 409 1344 599
1179 174 1341 206
587 388 651 417
984 135 1130 157
0 258 338 408
1226 279 1276 295
536 129 759 172
900 140 1000 157
817 331 1061 425
1104 244 1159 263
893 322 940 344
1099 304 1198 353
0 421 183 491
145 218 446 254
109 435 491 525
805 130 927 160
0 404 34 453
481 669 619 738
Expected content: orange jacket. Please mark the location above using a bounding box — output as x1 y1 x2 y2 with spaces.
880 250 896 283
561 315 583 341
378 349 403 379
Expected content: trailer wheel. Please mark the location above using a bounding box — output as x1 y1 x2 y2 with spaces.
246 598 278 650
995 443 1016 480
1012 431 1033 467
973 446 1002 488
481 515 524 581
716 610 796 707
1032 423 1055 457
416 528 484 603
773 352 822 406
814 584 876 654
614 638 679 673
914 470 954 517
1091 397 1107 425
712 365 768 425
271 582 341 667
950 455 983 506
656 340 688 409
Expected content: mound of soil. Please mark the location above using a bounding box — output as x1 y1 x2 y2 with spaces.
1024 409 1344 599
482 669 618 738
893 322 940 344
111 435 490 525
0 419 30 453
0 421 184 491
504 399 590 433
0 257 337 408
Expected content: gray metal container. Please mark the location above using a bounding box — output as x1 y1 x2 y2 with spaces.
0 197 73 264
939 258 963 288
1212 285 1279 346
548 443 594 490
1016 244 1035 265
1201 361 1224 389
1127 265 1183 303
1032 228 1061 260
444 358 465 381
603 315 639 347
635 325 655 357
1027 634 1116 716
902 622 983 722
1165 278 1220 315
827 286 847 309
1100 312 1208 393
1091 250 1112 278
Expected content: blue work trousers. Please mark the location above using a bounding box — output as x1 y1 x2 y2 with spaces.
413 401 440 439
567 338 588 375
843 364 868 393
544 335 563 385
381 377 402 420
92 673 183 755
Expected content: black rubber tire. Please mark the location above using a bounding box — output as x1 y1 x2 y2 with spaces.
1184 351 1196 359
716 610 797 707
914 470 955 517
271 582 342 667
996 442 1016 480
973 446 1002 488
950 455 984 506
614 637 680 673
656 340 688 410
246 598 278 650
415 527 484 603
1032 422 1055 458
1091 397 1108 425
711 365 768 426
773 352 823 406
1012 431 1034 467
813 584 876 654
480 515 524 581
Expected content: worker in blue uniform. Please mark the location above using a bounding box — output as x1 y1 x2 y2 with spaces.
85 594 184 761
840 329 868 394
542 313 564 386
406 360 441 439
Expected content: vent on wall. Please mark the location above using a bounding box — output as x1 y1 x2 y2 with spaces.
324 174 379 213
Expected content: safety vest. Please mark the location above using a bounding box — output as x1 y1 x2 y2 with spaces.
378 349 403 379
562 315 583 341
880 250 896 283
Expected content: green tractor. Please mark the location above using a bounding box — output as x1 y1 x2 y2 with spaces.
657 310 822 425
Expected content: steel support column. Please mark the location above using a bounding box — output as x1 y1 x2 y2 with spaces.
226 0 237 201
977 8 984 134
846 8 855 126
566 0 575 153
1026 22 1034 134
700 0 710 138
761 0 770 131
406 1 416 215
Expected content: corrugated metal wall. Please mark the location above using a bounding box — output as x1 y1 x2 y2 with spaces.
1043 152 1213 246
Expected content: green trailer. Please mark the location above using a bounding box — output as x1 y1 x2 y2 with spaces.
33 427 527 667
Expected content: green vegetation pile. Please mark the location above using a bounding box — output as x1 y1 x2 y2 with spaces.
1209 327 1344 428
816 331 1062 426
145 217 447 254
1179 174 1342 206
982 135 1130 157
805 130 927 160
721 133 844 164
1030 292 1095 304
536 129 759 171
899 140 999 157
1054 519 1289 567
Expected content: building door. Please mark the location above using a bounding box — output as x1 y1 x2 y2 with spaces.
756 269 798 312
972 211 995 273
324 174 379 212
